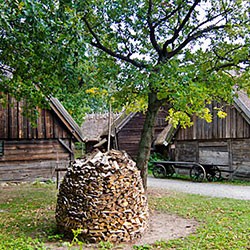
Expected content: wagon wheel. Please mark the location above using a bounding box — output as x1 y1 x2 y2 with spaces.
206 166 221 182
165 164 175 177
152 164 166 178
190 164 206 182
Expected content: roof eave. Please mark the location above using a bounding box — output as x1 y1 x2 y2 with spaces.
48 97 85 142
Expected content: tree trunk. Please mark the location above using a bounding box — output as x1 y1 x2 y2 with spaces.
136 91 162 189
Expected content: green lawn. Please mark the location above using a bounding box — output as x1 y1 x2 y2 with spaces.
0 182 249 249
149 190 250 249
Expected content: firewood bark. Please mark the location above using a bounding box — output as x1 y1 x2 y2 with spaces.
56 149 148 243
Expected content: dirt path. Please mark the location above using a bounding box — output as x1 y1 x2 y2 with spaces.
148 176 250 200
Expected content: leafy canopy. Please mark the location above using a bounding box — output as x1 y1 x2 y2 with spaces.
78 0 249 125
0 0 249 126
0 0 107 124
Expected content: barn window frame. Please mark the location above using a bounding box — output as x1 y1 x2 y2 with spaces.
0 140 3 157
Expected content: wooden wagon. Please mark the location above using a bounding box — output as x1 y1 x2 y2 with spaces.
152 161 228 182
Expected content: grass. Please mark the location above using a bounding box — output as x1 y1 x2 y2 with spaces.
149 192 250 249
0 182 57 250
0 182 249 249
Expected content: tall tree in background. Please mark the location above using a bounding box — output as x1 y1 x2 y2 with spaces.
0 0 107 124
0 1 249 188
79 0 249 187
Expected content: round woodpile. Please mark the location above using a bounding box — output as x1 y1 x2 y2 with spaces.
56 149 148 243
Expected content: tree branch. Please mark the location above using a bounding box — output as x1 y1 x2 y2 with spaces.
153 4 182 29
188 12 226 37
162 0 201 55
82 17 147 69
147 0 162 56
167 24 226 59
209 60 249 72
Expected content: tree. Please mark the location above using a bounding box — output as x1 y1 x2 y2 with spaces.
78 0 249 188
1 1 249 188
0 0 104 124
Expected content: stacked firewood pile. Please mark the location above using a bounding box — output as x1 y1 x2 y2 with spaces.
56 149 148 243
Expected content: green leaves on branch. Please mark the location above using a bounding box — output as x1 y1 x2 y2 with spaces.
1 0 250 127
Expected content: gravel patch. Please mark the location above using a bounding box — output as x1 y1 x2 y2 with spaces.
148 176 250 200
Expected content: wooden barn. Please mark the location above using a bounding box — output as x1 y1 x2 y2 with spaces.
155 91 250 180
81 107 169 159
0 95 85 182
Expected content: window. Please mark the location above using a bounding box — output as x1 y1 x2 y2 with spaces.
0 141 3 157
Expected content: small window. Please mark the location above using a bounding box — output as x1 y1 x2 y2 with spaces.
0 141 3 157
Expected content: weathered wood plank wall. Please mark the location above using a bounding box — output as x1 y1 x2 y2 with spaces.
0 95 71 140
174 102 250 180
176 102 250 141
117 108 169 159
0 140 70 181
0 95 74 182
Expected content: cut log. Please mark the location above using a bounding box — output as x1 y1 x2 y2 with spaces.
56 149 148 243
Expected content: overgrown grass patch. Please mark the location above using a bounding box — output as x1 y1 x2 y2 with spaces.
0 182 249 249
149 191 250 249
0 182 58 250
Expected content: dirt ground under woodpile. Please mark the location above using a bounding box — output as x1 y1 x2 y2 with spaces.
47 188 199 249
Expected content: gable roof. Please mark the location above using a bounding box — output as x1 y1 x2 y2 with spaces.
81 113 121 142
233 90 250 124
49 97 85 142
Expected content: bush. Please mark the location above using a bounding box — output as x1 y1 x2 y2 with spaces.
148 152 168 174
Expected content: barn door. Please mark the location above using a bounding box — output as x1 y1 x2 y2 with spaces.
198 142 229 166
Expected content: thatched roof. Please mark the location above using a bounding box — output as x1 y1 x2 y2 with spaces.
81 113 124 142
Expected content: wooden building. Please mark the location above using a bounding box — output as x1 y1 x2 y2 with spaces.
0 95 85 182
81 107 169 159
156 91 250 180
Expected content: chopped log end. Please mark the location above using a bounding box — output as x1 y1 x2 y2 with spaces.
56 149 149 243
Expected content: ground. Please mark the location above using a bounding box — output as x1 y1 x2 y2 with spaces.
133 188 198 246
46 188 198 249
46 212 198 249
124 210 198 249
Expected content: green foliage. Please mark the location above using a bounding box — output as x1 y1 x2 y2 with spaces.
78 0 249 122
148 152 167 174
98 241 114 250
66 228 85 250
0 236 46 250
1 1 249 125
133 244 152 250
0 0 107 124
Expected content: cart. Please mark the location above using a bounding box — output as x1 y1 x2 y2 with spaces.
152 161 222 182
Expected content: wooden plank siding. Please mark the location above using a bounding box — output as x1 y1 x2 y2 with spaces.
117 108 169 159
173 101 250 180
0 96 72 140
0 139 70 181
0 95 84 182
176 103 250 141
117 113 146 159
